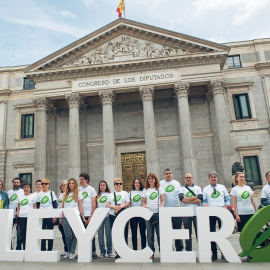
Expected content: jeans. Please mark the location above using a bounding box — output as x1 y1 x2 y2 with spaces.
58 223 68 252
16 217 27 250
172 217 183 251
98 216 112 255
130 217 146 250
209 216 221 255
182 216 197 251
62 217 77 254
41 218 54 251
145 219 160 253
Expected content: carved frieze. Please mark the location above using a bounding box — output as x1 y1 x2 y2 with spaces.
139 86 155 101
174 82 190 98
33 97 49 111
208 80 226 95
65 93 85 108
98 90 115 105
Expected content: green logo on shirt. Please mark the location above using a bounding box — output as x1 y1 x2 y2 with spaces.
150 192 158 200
133 194 141 202
66 196 73 203
20 198 29 206
10 194 17 201
241 191 250 200
165 185 175 192
99 196 108 203
113 195 122 202
82 191 88 199
211 191 220 199
41 196 49 204
58 197 62 203
186 191 193 197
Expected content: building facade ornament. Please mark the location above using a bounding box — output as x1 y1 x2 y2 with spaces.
46 107 57 120
65 93 84 108
208 80 226 95
139 86 155 101
174 82 190 98
33 97 49 111
98 89 115 105
205 92 214 104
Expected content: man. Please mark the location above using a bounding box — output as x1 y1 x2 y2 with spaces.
179 173 202 251
260 171 270 207
79 173 98 258
33 179 42 197
202 171 230 261
160 168 183 251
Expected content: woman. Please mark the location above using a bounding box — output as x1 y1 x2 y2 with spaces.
142 173 165 259
230 172 256 232
60 178 84 260
36 178 57 251
97 180 113 258
129 177 146 250
16 182 37 250
107 178 130 259
57 180 68 257
0 179 9 209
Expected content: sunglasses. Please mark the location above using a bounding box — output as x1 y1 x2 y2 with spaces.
61 184 66 187
41 183 49 185
114 183 122 185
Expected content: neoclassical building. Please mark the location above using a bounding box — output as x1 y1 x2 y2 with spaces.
1 18 270 192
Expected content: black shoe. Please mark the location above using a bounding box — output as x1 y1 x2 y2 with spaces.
115 254 120 259
212 254 217 261
92 252 98 259
221 254 225 260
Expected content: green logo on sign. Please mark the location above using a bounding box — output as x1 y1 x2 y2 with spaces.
241 191 250 200
133 194 141 202
99 196 108 203
10 194 17 202
186 191 193 197
113 195 122 202
239 206 270 262
41 196 49 204
66 196 73 203
20 198 29 206
150 192 158 200
165 185 175 192
211 191 220 199
82 191 88 199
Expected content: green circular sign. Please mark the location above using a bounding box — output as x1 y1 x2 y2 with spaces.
150 192 158 200
66 195 73 203
99 196 108 203
41 196 49 204
20 198 29 206
211 191 220 199
10 194 17 202
82 191 88 199
113 195 122 202
165 185 175 192
186 191 193 197
133 194 141 202
241 191 250 200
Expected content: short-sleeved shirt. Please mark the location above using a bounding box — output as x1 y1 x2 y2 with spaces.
160 179 181 207
108 190 130 216
181 185 202 216
261 184 270 204
97 192 110 217
63 192 83 215
129 190 143 207
18 194 37 217
37 191 57 209
57 193 64 209
79 185 97 216
203 184 229 207
8 188 24 216
230 185 255 215
142 187 164 213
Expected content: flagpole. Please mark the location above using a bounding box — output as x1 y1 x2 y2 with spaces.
124 0 126 18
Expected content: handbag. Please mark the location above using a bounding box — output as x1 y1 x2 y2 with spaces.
114 192 126 217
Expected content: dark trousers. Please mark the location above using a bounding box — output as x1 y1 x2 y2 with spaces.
58 223 68 252
237 214 253 232
109 214 128 245
16 217 27 250
41 218 54 251
82 216 96 253
172 217 183 251
209 216 221 255
130 217 146 250
182 216 197 251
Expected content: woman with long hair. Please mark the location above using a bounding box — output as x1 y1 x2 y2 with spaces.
0 179 8 209
142 173 165 259
96 180 113 258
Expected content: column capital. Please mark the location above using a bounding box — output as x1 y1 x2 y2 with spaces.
205 92 214 104
46 107 57 120
33 97 49 111
174 82 190 98
139 86 155 101
208 80 226 95
98 89 115 105
66 93 84 108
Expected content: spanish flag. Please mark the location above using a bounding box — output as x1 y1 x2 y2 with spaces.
116 0 124 18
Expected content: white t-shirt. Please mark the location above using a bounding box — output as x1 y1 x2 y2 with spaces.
57 193 64 209
79 185 97 216
181 185 202 216
97 192 110 217
108 190 130 216
160 179 181 207
129 190 143 207
63 192 83 215
37 191 57 209
230 185 255 215
261 184 270 204
142 187 164 213
8 188 24 216
18 194 37 217
203 184 229 207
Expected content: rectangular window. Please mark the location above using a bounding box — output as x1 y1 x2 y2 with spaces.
23 77 35 90
21 114 34 138
227 55 242 69
19 173 32 184
243 156 262 186
233 94 252 119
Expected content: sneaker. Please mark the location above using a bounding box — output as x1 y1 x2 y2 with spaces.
61 251 69 257
63 253 69 259
99 254 105 258
115 254 120 259
69 253 76 260
108 253 114 258
92 252 98 259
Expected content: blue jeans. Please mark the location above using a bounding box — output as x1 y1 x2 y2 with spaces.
98 216 112 255
62 217 77 254
145 219 160 253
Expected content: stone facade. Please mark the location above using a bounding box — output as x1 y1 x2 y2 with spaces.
0 19 270 205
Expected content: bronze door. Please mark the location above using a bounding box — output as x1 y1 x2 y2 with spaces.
121 152 147 192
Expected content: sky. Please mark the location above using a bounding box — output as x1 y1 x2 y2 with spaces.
1 0 270 67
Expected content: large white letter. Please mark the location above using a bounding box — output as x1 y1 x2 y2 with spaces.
0 209 24 261
112 207 153 263
196 207 241 263
63 208 109 263
159 207 196 263
24 209 61 262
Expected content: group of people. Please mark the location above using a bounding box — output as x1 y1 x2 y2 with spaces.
0 168 270 261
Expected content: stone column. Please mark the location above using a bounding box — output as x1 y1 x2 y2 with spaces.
174 82 198 182
208 80 234 187
98 90 116 188
139 86 160 178
80 104 88 174
66 93 84 179
33 97 49 180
